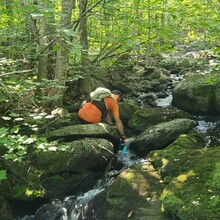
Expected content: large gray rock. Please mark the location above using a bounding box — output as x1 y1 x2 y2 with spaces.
128 107 193 132
118 99 139 125
129 118 197 156
35 138 114 174
47 123 120 146
173 73 220 114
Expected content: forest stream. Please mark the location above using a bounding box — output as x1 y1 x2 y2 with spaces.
15 96 220 220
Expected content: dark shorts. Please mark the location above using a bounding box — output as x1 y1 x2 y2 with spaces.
78 116 107 124
78 116 92 124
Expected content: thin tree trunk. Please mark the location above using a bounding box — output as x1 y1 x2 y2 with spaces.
146 0 151 66
134 0 141 63
48 0 74 107
79 0 89 66
37 15 48 81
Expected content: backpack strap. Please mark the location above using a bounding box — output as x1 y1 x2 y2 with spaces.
87 98 108 118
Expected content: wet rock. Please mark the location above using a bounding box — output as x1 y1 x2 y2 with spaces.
34 203 68 220
129 118 197 156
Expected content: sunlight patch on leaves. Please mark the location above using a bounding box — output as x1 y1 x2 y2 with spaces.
2 116 11 120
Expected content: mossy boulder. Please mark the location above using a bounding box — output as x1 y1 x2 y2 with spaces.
147 129 209 181
127 106 192 132
129 119 197 156
0 138 114 202
118 99 139 125
147 131 220 219
86 163 170 220
173 73 220 114
35 138 114 174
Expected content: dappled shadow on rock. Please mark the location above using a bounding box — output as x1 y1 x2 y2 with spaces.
84 163 171 220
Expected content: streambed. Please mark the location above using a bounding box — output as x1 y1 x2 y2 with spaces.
15 98 220 220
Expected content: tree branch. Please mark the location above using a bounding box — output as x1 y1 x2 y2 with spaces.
0 69 34 78
21 0 105 52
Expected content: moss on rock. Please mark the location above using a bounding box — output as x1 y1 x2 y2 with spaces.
148 131 220 219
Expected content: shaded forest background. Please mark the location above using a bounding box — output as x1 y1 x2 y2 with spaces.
0 0 220 179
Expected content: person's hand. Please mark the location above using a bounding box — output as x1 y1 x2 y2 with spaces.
121 134 129 146
123 138 129 146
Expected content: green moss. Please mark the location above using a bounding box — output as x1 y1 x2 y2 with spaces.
155 146 220 219
106 178 129 206
204 74 219 84
161 189 183 217
169 130 208 149
106 209 125 220
11 184 45 201
207 162 220 190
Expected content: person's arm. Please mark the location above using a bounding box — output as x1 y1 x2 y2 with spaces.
113 114 129 145
105 112 114 125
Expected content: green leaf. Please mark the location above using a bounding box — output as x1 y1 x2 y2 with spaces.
0 127 8 136
11 125 20 134
63 29 77 37
2 116 11 120
0 170 7 180
23 137 36 144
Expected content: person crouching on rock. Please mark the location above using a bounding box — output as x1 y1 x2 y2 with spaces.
78 90 128 145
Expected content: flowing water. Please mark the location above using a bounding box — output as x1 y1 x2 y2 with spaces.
195 115 220 147
15 93 220 219
16 144 148 220
154 89 220 148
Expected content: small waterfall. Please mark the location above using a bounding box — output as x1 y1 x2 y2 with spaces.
16 144 146 220
196 116 220 132
154 93 173 107
67 147 146 220
195 115 220 147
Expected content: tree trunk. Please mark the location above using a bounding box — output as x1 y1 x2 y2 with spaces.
146 0 151 66
37 15 48 81
79 0 89 66
48 0 74 107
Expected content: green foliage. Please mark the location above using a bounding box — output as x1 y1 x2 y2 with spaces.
0 113 67 171
1 0 220 70
0 170 7 181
